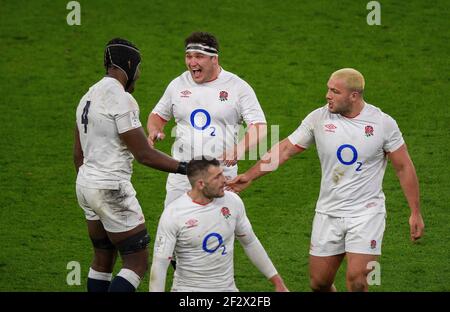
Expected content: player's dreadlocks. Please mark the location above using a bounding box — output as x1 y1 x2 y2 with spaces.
104 38 141 90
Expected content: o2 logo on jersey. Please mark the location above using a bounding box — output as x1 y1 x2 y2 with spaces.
202 232 227 255
336 144 363 171
190 109 216 136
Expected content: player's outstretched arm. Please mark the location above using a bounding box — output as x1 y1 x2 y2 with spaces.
73 126 83 173
150 210 177 292
237 229 289 292
225 174 252 193
147 113 167 147
269 274 289 292
388 144 424 241
226 138 305 192
120 127 186 174
149 256 170 292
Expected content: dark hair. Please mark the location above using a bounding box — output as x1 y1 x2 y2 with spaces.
184 32 219 52
187 156 220 185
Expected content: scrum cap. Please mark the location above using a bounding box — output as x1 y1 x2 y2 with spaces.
104 38 141 89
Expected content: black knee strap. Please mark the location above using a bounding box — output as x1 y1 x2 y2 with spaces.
91 236 115 250
117 230 150 256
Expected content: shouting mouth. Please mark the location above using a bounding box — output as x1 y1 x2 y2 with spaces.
191 68 202 79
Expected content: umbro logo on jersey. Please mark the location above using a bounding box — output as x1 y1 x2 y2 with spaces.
219 90 228 101
180 90 192 98
324 123 337 133
365 125 374 137
185 218 198 228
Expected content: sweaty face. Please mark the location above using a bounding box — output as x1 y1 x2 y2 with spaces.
326 78 353 115
201 166 226 199
185 52 218 84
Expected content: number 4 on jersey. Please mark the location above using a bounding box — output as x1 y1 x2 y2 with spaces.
81 101 91 133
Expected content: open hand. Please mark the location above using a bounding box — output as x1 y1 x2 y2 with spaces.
225 174 252 193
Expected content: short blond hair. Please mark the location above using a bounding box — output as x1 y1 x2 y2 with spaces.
330 68 365 93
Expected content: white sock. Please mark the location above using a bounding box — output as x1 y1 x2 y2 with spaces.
117 268 141 289
88 268 112 281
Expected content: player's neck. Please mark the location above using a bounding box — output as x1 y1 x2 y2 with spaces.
342 100 365 118
106 68 127 89
206 66 221 83
188 190 213 205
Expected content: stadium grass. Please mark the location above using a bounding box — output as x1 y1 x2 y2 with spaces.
0 0 448 291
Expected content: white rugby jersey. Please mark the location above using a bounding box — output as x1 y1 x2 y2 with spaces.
76 77 142 189
288 103 404 217
153 191 253 292
152 68 266 165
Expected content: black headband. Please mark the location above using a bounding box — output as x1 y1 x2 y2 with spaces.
185 43 218 56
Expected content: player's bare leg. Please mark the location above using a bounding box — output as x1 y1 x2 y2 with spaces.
309 254 345 292
86 220 117 292
106 223 149 291
87 220 118 271
345 253 378 292
107 223 148 277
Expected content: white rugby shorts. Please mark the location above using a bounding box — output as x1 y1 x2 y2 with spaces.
76 181 145 233
310 212 386 256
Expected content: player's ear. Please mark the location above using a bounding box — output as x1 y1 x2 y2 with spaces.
197 179 205 190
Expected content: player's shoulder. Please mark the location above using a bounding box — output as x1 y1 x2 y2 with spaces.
215 68 252 91
165 193 191 215
85 77 124 106
228 70 252 88
176 71 196 87
98 77 128 102
220 68 239 80
101 77 125 94
315 104 330 115
84 77 119 98
364 103 397 123
364 102 384 115
161 72 189 92
112 90 139 113
224 190 242 200
123 90 138 105
301 104 329 123
223 191 245 208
